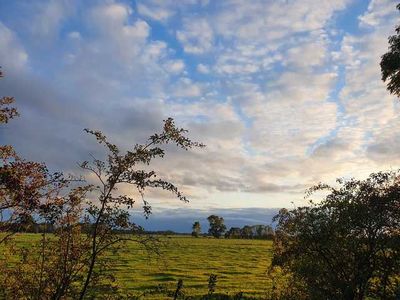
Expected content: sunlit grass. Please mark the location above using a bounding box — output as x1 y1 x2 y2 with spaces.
5 234 273 299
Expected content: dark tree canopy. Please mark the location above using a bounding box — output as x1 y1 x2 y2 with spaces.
272 171 400 299
207 215 226 238
381 3 400 97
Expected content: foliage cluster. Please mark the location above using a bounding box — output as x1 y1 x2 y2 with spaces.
381 4 400 97
271 172 400 299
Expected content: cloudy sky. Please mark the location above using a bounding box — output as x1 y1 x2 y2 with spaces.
0 0 399 230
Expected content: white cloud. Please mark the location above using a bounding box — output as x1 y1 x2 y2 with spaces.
31 0 74 39
197 63 210 74
68 31 81 40
172 78 202 98
163 59 185 74
359 0 397 27
177 18 214 54
137 2 174 22
213 0 350 43
285 36 327 69
90 3 149 40
236 71 338 157
0 22 28 71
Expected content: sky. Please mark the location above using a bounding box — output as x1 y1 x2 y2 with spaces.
0 0 399 231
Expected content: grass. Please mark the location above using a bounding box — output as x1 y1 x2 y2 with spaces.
5 234 274 299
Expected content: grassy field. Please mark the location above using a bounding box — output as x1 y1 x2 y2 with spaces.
7 234 274 299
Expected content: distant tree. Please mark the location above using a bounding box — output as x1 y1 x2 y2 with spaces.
253 224 274 239
225 225 274 239
225 227 241 239
16 214 37 233
272 171 400 299
254 225 263 237
381 3 400 97
265 225 274 239
207 215 226 238
240 225 253 239
191 221 201 237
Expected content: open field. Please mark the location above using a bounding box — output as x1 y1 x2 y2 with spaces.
8 234 273 299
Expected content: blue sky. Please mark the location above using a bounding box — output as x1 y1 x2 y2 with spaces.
0 0 399 231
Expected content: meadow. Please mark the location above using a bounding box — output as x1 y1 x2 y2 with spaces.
9 234 273 299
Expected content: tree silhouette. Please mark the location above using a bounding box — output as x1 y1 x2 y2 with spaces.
381 3 400 97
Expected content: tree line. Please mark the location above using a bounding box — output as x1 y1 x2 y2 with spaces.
192 215 274 239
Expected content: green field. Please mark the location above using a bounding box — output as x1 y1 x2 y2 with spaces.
9 234 274 299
